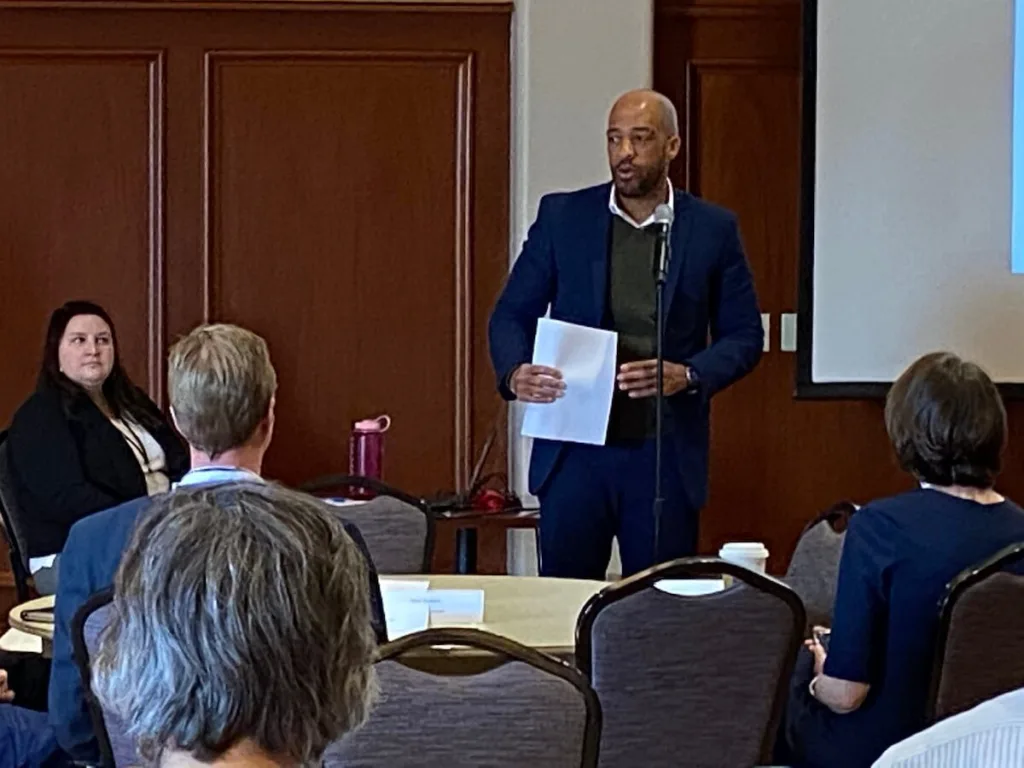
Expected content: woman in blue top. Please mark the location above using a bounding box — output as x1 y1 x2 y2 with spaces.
781 352 1024 768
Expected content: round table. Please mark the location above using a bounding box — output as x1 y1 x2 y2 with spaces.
7 575 609 655
8 595 55 643
396 574 607 656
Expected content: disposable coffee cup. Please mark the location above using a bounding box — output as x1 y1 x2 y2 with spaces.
718 542 770 586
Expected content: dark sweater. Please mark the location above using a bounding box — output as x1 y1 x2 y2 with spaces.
606 216 658 442
7 384 188 556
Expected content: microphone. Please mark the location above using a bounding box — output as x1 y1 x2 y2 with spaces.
651 201 674 566
653 203 673 285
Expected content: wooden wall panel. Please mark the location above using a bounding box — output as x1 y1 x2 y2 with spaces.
0 51 163 421
0 2 511 508
205 52 473 489
689 61 802 551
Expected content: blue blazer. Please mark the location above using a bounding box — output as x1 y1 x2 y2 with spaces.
488 183 763 507
48 492 387 764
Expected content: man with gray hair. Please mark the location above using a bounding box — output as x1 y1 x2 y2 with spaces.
49 324 385 764
91 483 379 768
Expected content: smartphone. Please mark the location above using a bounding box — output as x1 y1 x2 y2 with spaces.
813 627 831 653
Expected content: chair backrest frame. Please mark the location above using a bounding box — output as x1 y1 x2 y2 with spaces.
784 509 850 629
799 500 857 536
0 430 34 601
927 541 1024 722
373 627 601 768
300 474 435 572
575 556 806 765
71 586 118 768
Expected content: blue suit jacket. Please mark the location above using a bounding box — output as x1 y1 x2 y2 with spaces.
489 183 763 507
48 492 387 764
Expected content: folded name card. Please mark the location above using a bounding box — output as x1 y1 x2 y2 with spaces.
382 598 431 640
382 588 485 637
382 585 430 639
404 589 485 625
653 579 725 597
380 579 430 593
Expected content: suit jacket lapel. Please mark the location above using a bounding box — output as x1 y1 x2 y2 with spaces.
664 189 693 316
585 187 613 325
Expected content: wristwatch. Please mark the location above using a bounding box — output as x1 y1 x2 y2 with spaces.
684 365 700 393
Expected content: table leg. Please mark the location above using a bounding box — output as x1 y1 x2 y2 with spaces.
455 528 477 574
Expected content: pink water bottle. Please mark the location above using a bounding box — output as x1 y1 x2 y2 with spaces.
349 415 391 497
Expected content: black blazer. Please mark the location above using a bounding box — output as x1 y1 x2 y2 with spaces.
7 384 188 557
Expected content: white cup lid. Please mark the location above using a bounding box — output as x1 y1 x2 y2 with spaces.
719 542 769 557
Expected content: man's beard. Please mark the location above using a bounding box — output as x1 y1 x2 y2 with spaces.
613 162 666 198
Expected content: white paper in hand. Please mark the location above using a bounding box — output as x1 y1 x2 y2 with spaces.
521 318 617 446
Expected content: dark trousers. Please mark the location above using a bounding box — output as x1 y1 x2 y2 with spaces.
775 651 883 768
537 440 696 580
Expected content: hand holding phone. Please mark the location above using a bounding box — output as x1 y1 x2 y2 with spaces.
813 627 831 654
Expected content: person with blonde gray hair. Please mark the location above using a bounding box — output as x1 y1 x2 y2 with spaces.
49 324 385 764
91 482 378 768
166 323 278 463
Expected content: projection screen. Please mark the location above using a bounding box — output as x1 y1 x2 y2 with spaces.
798 0 1024 397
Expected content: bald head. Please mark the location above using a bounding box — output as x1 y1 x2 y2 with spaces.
606 89 681 200
609 89 679 137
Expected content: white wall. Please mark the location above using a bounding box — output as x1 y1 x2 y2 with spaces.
506 0 654 575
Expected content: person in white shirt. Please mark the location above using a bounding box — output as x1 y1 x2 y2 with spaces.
873 688 1024 767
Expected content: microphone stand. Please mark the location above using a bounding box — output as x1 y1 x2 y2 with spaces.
653 222 671 567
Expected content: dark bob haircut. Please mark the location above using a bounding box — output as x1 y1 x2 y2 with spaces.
885 352 1006 489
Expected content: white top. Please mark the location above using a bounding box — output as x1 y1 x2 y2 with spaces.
607 179 675 228
873 688 1024 767
109 418 169 496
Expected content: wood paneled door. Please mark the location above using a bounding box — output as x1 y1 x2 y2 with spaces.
655 0 1024 570
0 1 512 509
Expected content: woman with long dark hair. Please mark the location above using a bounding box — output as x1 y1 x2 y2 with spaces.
6 301 187 593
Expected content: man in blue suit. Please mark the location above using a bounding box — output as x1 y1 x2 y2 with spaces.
48 324 386 765
489 89 763 579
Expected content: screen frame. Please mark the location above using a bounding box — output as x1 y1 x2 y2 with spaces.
796 0 1024 400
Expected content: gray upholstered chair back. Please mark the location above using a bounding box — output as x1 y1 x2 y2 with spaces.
325 628 601 768
930 543 1024 722
576 557 805 768
784 517 847 628
336 495 430 573
299 475 434 573
74 593 136 768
